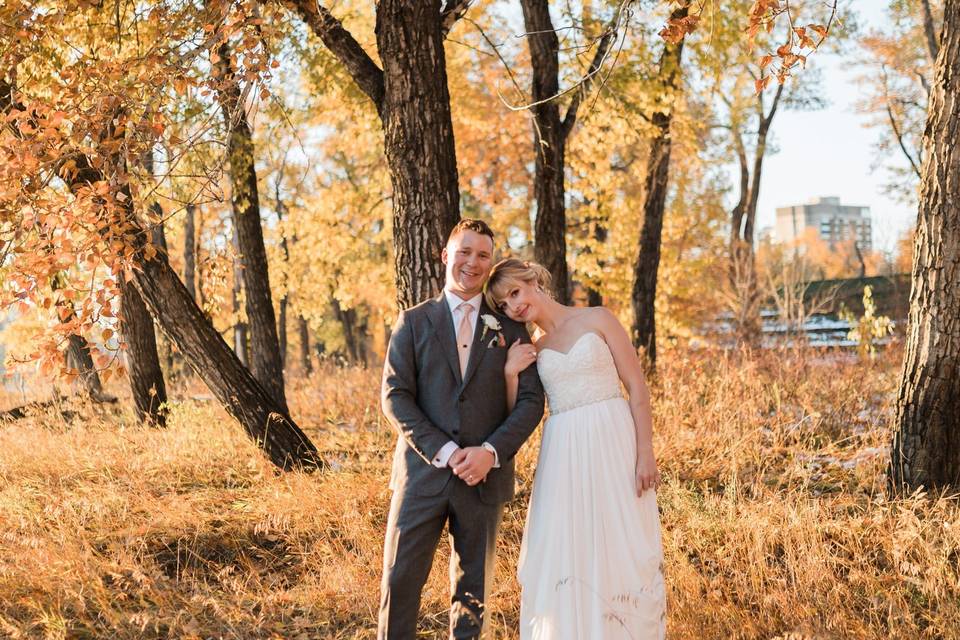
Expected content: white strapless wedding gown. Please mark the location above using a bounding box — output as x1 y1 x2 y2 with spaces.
518 331 666 639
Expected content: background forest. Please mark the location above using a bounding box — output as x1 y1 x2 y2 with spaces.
1 0 959 638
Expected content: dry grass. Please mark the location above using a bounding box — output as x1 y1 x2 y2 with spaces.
0 346 958 639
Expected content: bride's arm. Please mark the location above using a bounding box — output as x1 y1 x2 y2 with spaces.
504 339 537 411
592 308 659 495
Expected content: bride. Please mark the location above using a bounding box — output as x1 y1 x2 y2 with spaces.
485 258 666 640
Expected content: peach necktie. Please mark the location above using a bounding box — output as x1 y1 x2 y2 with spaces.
456 301 475 377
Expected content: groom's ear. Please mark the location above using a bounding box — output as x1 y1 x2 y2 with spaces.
440 246 449 265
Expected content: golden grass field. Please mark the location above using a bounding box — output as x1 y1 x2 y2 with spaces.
0 345 958 639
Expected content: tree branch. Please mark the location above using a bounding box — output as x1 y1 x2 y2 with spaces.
881 67 922 179
279 0 385 113
440 0 473 37
560 24 617 140
920 0 940 64
761 79 784 131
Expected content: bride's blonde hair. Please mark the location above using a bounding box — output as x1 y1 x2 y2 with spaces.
484 258 552 311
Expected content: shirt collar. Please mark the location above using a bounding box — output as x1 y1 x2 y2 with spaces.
444 288 483 316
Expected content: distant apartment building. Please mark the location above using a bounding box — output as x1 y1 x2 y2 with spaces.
774 196 872 251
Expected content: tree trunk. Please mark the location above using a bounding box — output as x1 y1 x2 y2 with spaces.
332 298 363 364
630 8 687 368
728 82 783 344
150 210 178 376
60 149 319 470
521 0 569 302
5 64 317 469
376 0 461 308
230 221 249 367
65 332 107 399
299 315 312 375
586 218 607 307
890 0 960 493
51 272 108 400
184 203 197 302
275 186 291 368
133 244 321 471
120 275 168 427
215 42 288 412
921 0 941 63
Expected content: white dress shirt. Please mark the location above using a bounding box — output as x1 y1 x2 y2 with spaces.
432 288 500 470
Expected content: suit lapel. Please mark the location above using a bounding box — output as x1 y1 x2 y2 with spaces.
426 293 462 385
461 299 494 389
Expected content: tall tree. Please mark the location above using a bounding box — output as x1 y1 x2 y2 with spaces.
726 78 785 342
0 74 110 402
519 0 618 302
280 0 466 309
630 3 690 368
889 0 960 493
215 41 288 412
0 0 320 470
71 150 320 470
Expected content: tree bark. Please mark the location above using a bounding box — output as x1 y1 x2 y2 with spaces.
376 0 461 308
119 194 169 425
630 6 687 368
283 0 462 309
230 218 250 367
298 315 312 375
215 42 288 412
50 272 108 400
890 0 960 493
521 0 569 302
149 199 179 376
184 203 198 302
275 182 291 368
519 1 618 303
120 275 168 427
921 0 942 63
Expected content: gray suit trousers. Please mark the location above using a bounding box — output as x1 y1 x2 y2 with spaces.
378 480 504 640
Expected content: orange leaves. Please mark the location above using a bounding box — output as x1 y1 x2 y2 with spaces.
742 0 835 94
659 13 701 44
754 76 773 93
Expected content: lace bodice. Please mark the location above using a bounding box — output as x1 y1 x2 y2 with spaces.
536 332 623 414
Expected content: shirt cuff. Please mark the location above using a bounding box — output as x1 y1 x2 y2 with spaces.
433 441 460 468
481 442 500 468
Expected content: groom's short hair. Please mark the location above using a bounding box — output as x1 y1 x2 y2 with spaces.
447 218 494 245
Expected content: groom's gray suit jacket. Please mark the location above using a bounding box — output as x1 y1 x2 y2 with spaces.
382 293 545 504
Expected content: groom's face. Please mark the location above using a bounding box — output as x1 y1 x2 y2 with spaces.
442 229 494 298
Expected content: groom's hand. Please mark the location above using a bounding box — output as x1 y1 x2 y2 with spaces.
451 447 495 486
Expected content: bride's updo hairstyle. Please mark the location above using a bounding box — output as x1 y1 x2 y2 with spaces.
485 258 552 312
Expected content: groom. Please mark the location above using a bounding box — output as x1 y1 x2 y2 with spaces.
378 218 545 639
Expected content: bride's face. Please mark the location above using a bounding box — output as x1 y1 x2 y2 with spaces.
497 278 541 324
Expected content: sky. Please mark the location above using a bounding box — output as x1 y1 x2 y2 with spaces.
754 2 917 254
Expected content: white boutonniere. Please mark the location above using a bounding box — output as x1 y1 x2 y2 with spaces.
480 314 506 348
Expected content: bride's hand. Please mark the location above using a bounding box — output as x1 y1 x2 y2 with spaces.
504 339 537 378
635 448 661 496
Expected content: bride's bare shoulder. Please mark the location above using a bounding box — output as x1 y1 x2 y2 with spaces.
580 306 628 341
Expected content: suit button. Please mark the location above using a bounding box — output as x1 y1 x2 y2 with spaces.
459 395 465 402
452 429 460 435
